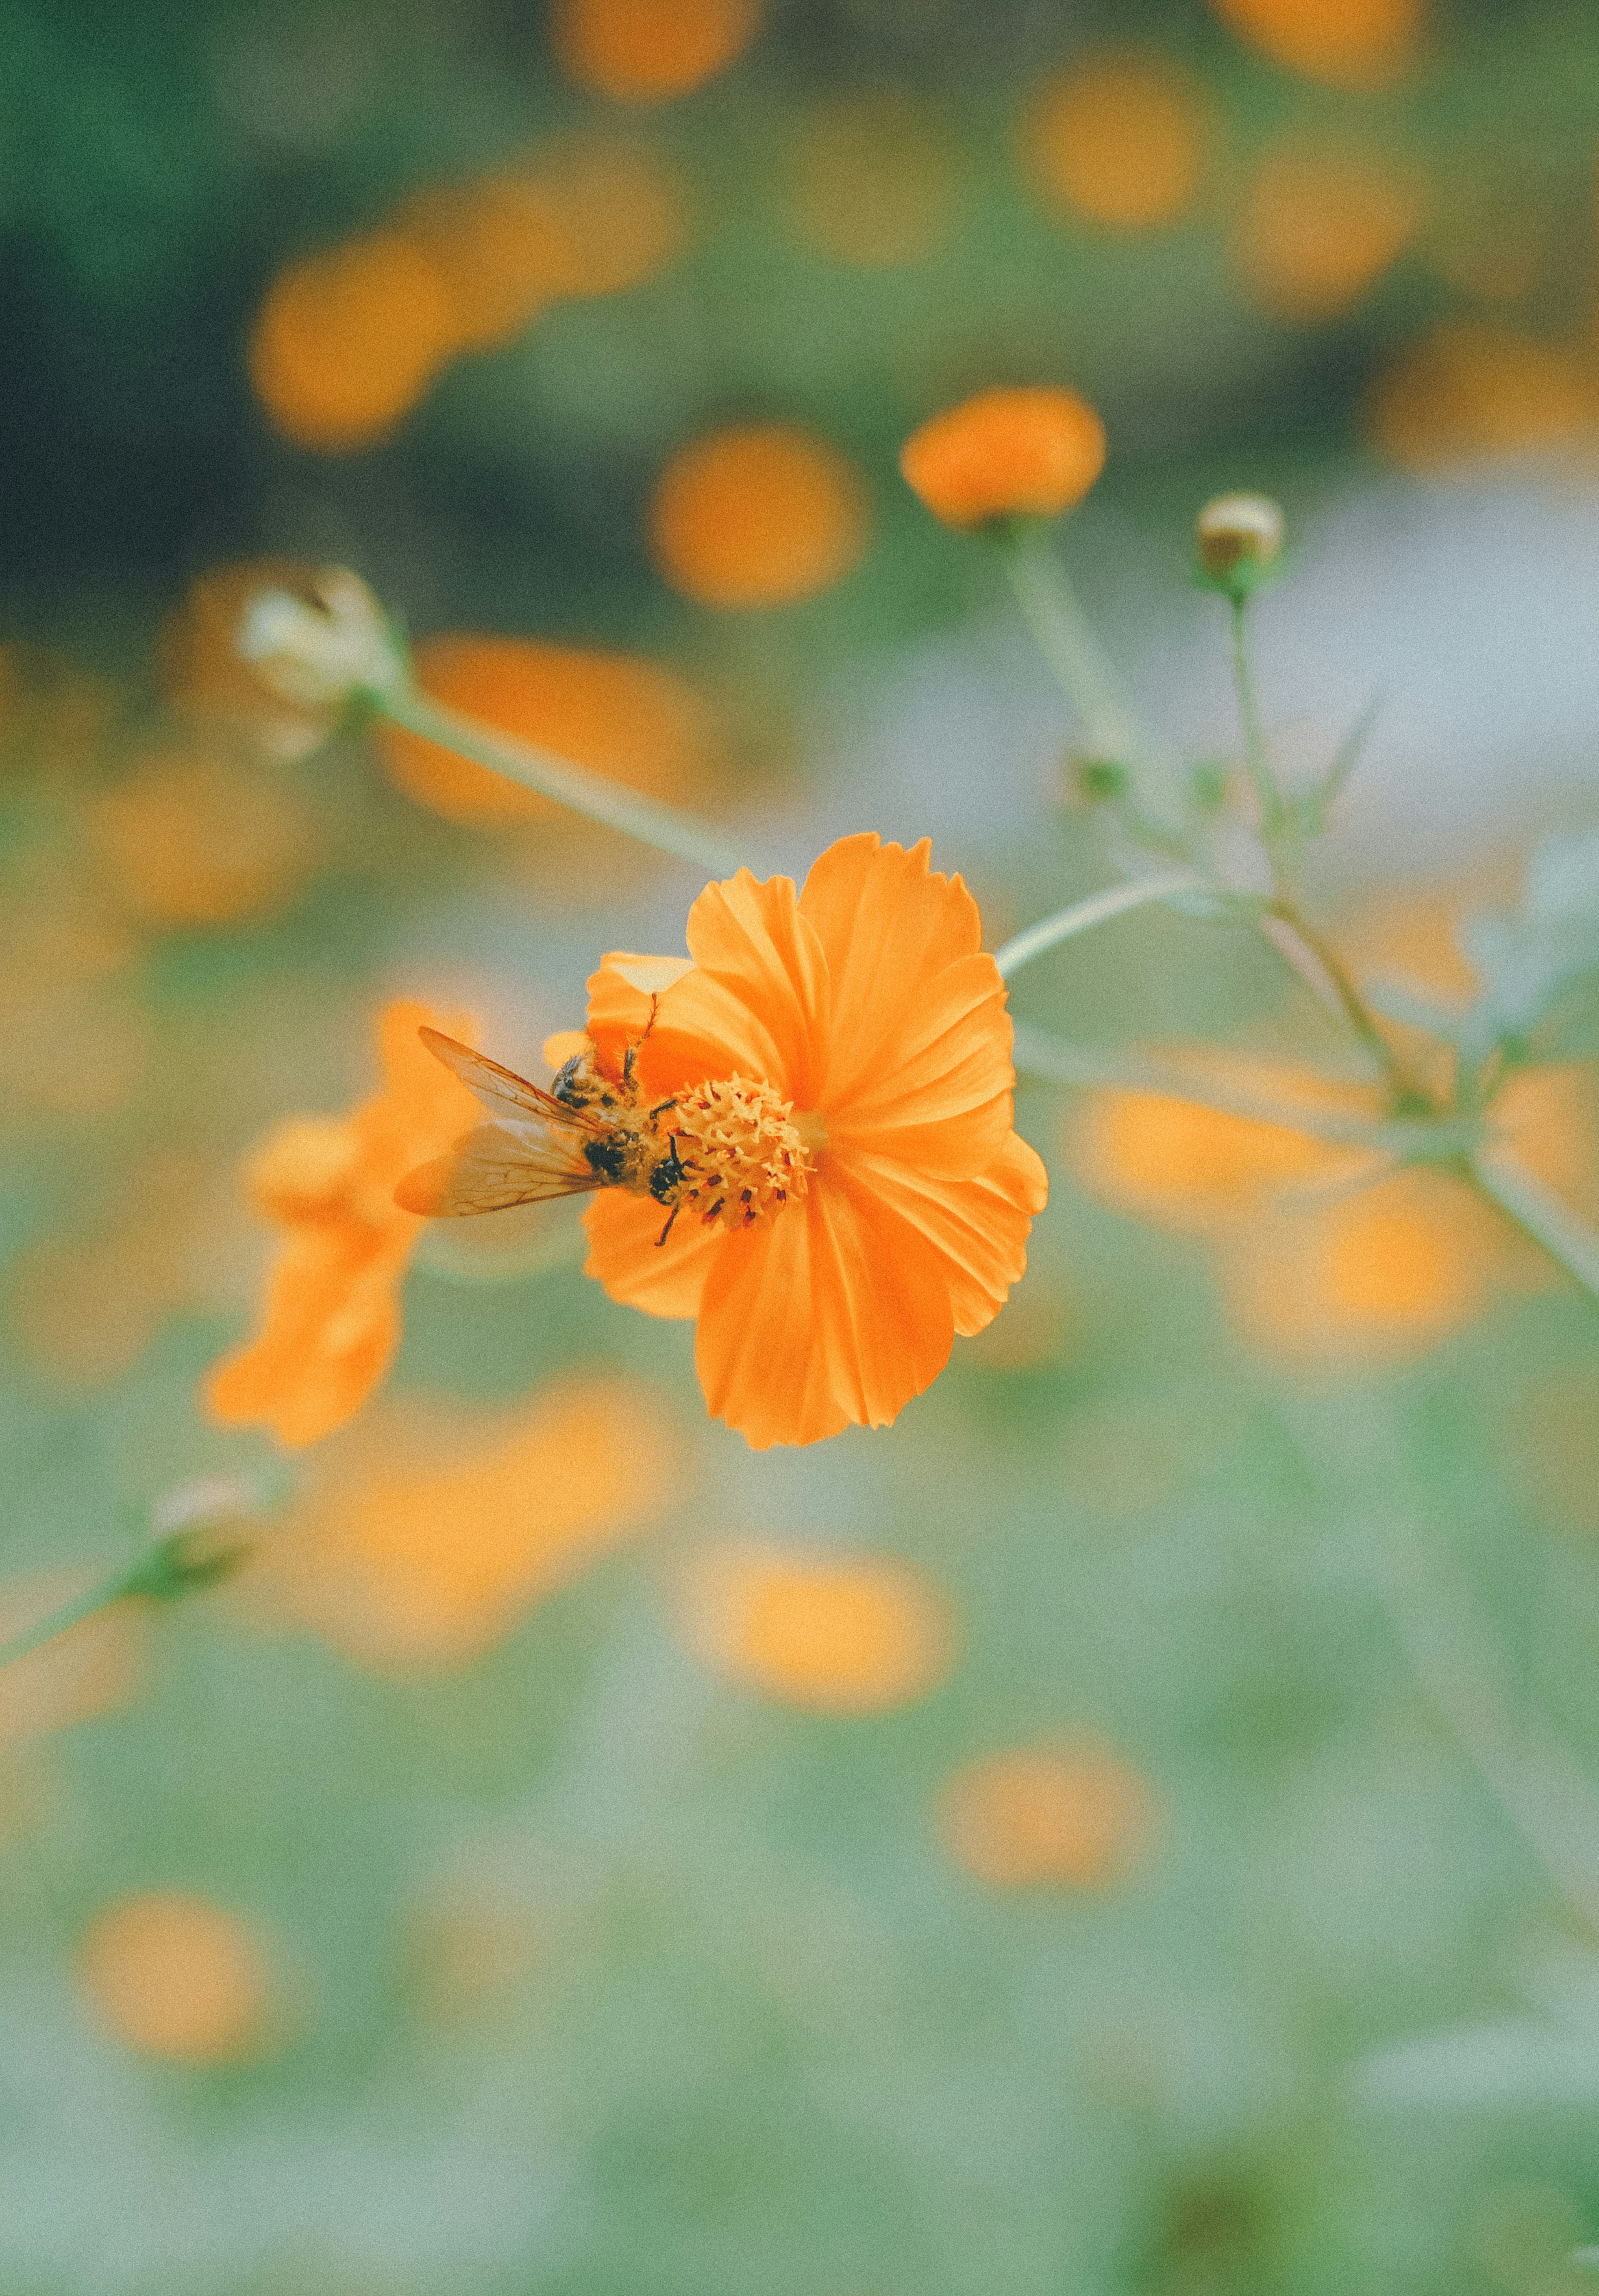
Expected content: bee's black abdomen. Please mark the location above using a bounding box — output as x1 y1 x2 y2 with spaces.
584 1138 629 1182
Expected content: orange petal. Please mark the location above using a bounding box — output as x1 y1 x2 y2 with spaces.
671 868 831 1104
205 1233 402 1447
800 836 1014 1174
585 950 693 1075
583 1187 724 1318
846 1129 1049 1337
693 1166 954 1447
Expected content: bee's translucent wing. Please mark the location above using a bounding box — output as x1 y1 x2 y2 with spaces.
395 1123 603 1218
418 1027 606 1132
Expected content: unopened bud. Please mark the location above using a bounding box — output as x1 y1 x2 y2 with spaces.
1070 756 1130 804
1194 493 1285 597
237 567 407 710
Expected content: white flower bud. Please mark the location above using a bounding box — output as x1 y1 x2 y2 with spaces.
236 567 406 710
1195 493 1285 588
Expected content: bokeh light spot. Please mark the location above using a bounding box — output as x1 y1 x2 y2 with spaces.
1021 53 1209 232
681 1542 952 1713
649 423 871 608
550 0 761 102
78 1892 280 2064
939 1742 1156 1889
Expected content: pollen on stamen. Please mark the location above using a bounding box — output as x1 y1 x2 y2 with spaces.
666 1074 813 1232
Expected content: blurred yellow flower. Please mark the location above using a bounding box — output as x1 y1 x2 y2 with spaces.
550 0 761 101
1021 53 1210 233
648 423 871 608
900 386 1106 530
680 1542 952 1713
78 1892 281 2064
938 1742 1157 1889
203 999 481 1447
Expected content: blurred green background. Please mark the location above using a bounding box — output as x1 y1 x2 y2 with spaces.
7 0 1599 2289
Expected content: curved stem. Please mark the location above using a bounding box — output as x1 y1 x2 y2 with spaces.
1470 1150 1599 1305
1264 901 1412 1100
0 1525 251 1676
994 872 1203 981
999 527 1145 764
375 687 745 879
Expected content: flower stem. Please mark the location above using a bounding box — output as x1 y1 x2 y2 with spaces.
374 686 746 879
998 525 1144 764
0 1526 250 1675
994 872 1204 981
1229 594 1285 842
1470 1150 1599 1305
1264 901 1413 1100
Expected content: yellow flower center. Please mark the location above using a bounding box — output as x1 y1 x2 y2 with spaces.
666 1074 814 1231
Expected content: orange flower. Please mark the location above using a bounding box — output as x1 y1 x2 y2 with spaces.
203 999 480 1447
1020 54 1210 233
570 834 1048 1447
79 1892 282 2063
550 0 761 102
648 423 870 608
1208 0 1423 90
900 386 1106 529
679 1540 952 1711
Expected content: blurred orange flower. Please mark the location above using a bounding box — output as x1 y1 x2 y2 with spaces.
203 999 481 1447
379 635 720 828
550 0 761 101
249 230 459 452
1021 54 1210 232
570 834 1048 1447
680 1541 951 1711
1208 0 1423 90
900 386 1106 530
1234 139 1421 322
938 1741 1156 1888
158 558 335 759
649 423 870 608
79 1892 281 2063
85 747 320 929
1070 1061 1380 1234
1366 321 1593 471
246 1376 676 1672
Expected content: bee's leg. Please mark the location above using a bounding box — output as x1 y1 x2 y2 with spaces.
654 1205 680 1248
647 1098 677 1119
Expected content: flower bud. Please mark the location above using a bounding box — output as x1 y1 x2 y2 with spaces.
1194 493 1285 595
900 386 1106 530
236 568 407 711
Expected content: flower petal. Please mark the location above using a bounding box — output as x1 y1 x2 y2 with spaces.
799 835 1013 1175
694 1168 954 1448
674 868 831 1105
583 1188 724 1319
206 1233 402 1447
844 1129 1049 1338
585 951 691 1076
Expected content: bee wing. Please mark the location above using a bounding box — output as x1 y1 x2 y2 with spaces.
395 1122 603 1218
418 1027 606 1132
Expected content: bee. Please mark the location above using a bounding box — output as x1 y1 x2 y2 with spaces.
396 1026 691 1239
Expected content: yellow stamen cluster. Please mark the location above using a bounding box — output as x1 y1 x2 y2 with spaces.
667 1074 813 1231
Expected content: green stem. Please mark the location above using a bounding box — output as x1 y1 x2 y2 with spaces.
1470 1150 1599 1305
1229 595 1285 842
1264 902 1412 1101
375 686 745 879
0 1564 142 1672
994 872 1203 981
999 527 1144 764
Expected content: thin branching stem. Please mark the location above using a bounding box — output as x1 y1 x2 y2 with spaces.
0 1564 140 1673
999 526 1144 765
376 686 745 879
994 872 1203 980
1470 1150 1599 1305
